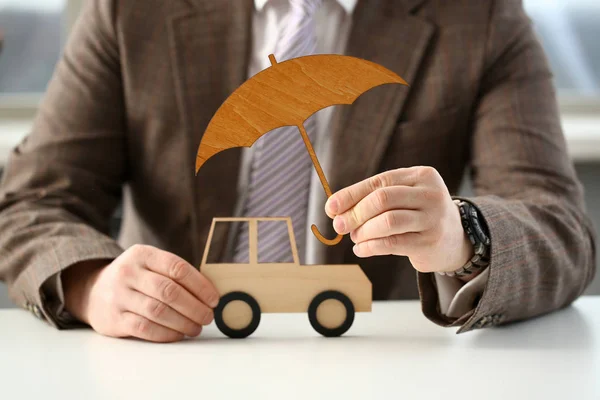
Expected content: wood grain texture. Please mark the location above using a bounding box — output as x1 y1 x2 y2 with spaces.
200 217 372 314
195 54 407 173
316 299 347 329
221 300 253 330
194 54 408 246
202 263 372 313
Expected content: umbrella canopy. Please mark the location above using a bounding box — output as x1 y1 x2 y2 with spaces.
195 54 408 246
195 54 407 172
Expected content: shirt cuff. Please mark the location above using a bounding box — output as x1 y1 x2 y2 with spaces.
434 267 489 319
41 270 83 328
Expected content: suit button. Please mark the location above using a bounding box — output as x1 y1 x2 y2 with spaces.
32 305 44 320
473 316 491 329
474 314 504 329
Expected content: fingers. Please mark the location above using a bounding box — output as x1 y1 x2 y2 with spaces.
134 245 220 308
333 186 428 234
349 210 429 243
325 168 420 218
120 311 184 343
132 269 214 328
353 232 422 258
126 288 203 337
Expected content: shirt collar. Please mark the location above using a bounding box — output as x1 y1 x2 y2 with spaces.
254 0 358 14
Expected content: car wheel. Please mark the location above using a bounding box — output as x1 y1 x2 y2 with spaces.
214 291 261 339
308 290 355 337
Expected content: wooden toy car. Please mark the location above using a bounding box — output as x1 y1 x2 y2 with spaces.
199 217 372 338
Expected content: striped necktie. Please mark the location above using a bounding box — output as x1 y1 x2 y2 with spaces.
234 0 323 264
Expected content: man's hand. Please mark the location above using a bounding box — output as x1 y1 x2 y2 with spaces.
325 166 475 280
63 245 219 343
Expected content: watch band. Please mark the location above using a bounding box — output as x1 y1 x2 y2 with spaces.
437 200 491 278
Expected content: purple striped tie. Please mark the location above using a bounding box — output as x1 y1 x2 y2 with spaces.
234 0 323 264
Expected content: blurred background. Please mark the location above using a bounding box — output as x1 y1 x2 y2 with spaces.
0 0 598 307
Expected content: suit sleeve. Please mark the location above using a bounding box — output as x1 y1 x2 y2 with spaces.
417 0 597 332
0 0 125 327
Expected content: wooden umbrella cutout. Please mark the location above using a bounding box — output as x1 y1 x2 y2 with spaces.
195 54 408 246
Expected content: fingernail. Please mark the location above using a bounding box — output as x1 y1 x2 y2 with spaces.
353 244 363 257
349 231 357 243
333 217 345 233
328 198 339 214
191 324 203 337
203 311 214 325
208 294 219 308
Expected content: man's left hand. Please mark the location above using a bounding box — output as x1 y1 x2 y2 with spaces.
325 166 476 280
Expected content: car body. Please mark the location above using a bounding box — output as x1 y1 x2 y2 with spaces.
199 217 372 337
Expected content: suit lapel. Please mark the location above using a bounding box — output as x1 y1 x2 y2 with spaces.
320 0 435 262
168 0 254 264
330 0 434 190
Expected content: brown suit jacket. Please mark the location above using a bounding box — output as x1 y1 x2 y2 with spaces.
0 0 596 333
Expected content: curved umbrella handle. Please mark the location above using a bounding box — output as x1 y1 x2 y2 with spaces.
310 224 343 246
297 124 345 246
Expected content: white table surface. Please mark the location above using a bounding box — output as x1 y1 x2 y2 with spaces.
1 297 599 400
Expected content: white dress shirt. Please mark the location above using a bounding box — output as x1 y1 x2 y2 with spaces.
247 0 489 319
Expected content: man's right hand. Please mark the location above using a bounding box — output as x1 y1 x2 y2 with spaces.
62 245 220 343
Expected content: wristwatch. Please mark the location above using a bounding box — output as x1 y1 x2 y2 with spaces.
437 199 491 278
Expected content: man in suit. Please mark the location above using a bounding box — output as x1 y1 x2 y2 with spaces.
0 0 596 343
